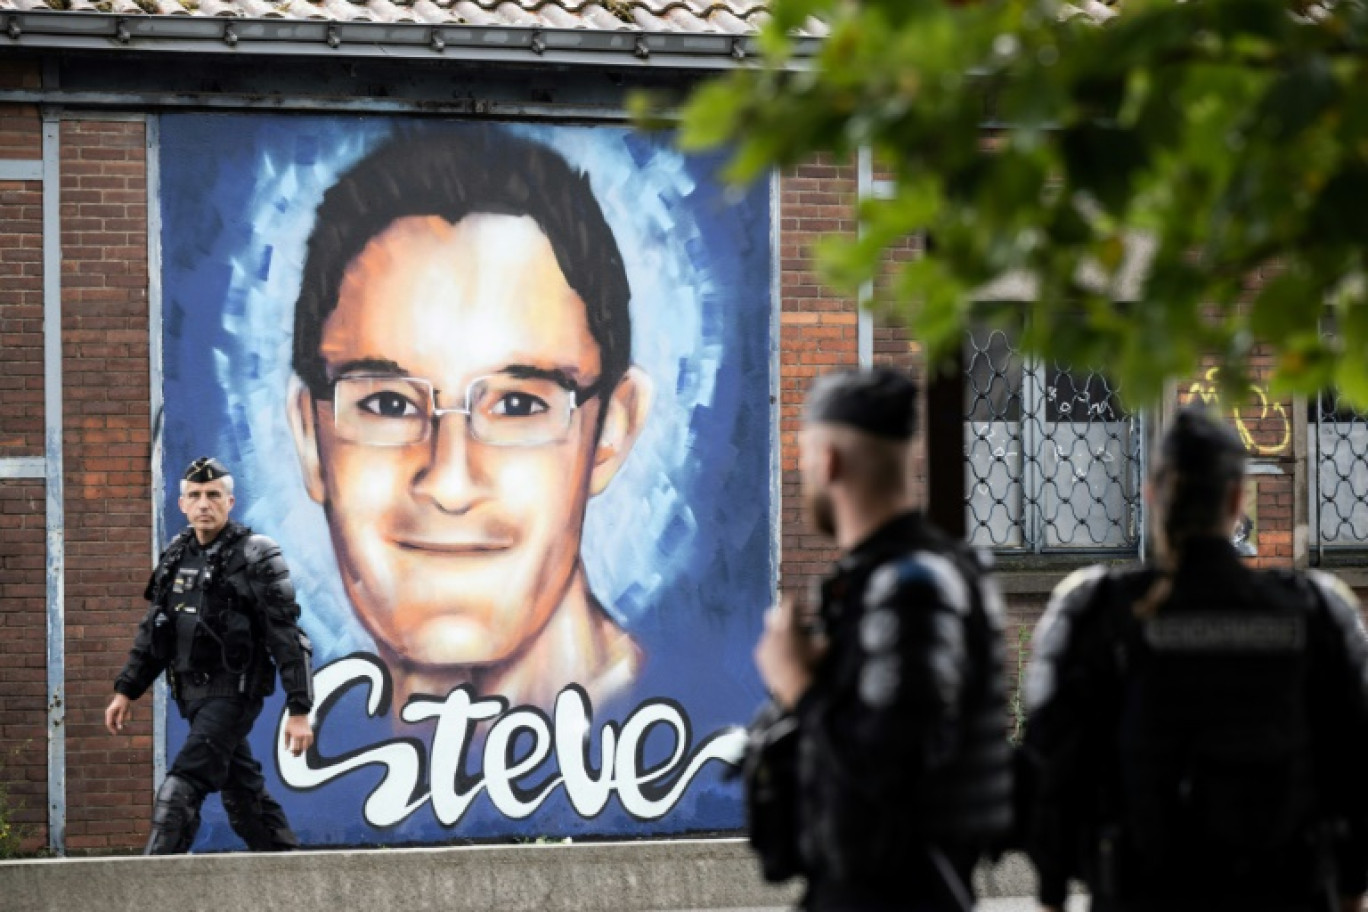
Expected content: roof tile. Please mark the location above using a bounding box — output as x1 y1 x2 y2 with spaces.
0 0 1113 52
0 0 780 32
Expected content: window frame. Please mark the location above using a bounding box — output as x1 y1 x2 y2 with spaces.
962 323 1149 556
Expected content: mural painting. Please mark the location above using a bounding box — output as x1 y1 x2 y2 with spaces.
157 115 775 847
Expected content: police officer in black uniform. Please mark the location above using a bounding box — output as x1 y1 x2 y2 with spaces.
1023 407 1368 912
749 368 1013 911
106 457 316 855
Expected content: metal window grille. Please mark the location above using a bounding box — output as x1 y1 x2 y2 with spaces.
1314 388 1368 554
964 327 1145 553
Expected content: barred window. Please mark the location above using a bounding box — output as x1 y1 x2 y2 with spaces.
1314 389 1368 552
964 327 1145 552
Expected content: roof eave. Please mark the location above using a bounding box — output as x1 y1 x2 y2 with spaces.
0 10 821 69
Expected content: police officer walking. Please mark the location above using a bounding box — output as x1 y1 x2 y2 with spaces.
1022 407 1368 912
106 457 316 854
746 368 1013 911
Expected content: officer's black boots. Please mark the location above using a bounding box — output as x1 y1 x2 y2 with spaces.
222 788 300 851
144 774 202 855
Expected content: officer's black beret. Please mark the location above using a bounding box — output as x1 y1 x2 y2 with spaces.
183 456 231 483
1160 406 1247 480
804 368 919 440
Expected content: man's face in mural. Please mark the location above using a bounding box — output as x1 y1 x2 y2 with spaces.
289 213 648 671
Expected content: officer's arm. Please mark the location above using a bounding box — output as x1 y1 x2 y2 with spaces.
794 553 973 797
244 535 314 716
112 582 170 701
1307 570 1368 902
1021 565 1109 911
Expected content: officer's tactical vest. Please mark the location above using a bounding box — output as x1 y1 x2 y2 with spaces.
149 523 272 698
1109 569 1320 896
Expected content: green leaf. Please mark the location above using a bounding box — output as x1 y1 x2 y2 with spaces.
668 0 1368 407
1249 267 1321 343
1333 300 1368 408
1308 165 1368 247
1248 57 1340 144
676 78 748 151
1060 124 1149 214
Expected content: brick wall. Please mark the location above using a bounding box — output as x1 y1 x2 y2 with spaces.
0 107 158 853
0 479 47 848
777 157 859 604
0 69 52 850
58 119 154 852
870 233 929 506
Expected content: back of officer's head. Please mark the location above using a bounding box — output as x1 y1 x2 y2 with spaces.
802 367 918 496
1152 406 1246 555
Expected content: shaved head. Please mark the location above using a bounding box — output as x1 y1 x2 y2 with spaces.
800 422 913 537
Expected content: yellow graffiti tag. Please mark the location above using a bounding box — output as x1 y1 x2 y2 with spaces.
1185 367 1291 456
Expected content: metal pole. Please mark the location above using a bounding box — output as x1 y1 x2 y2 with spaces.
855 146 874 368
41 109 66 857
146 113 168 785
926 351 967 539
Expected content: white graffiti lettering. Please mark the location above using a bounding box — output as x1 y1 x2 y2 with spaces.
277 655 745 828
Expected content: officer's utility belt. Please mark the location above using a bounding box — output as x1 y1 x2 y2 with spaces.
173 669 251 702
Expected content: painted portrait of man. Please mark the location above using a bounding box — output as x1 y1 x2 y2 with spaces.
285 132 650 711
157 115 774 846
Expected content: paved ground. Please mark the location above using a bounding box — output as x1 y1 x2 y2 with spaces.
664 897 1088 911
982 898 1086 911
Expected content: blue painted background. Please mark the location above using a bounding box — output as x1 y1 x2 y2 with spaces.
157 114 775 848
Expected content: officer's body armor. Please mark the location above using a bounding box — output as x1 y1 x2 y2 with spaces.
1105 561 1319 905
793 512 1013 908
152 524 274 703
1026 537 1368 910
114 519 314 856
116 520 313 714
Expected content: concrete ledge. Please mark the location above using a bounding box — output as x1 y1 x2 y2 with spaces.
5 839 795 912
1 839 1038 912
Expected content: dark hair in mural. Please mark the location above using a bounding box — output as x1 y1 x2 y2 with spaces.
291 127 632 398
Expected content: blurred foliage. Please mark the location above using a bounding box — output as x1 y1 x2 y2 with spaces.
658 0 1368 408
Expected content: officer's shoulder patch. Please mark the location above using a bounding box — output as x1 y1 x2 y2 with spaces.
1032 565 1110 655
1306 570 1368 697
1307 569 1362 613
1307 569 1367 637
866 551 970 616
859 607 901 654
1050 565 1109 614
243 533 281 564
